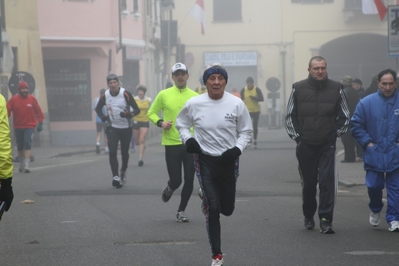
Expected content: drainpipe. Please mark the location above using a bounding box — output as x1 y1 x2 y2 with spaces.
117 0 122 53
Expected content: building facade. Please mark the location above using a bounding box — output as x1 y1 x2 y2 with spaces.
1 0 49 146
172 0 399 127
37 0 162 146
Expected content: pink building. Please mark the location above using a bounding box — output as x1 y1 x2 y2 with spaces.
37 0 160 146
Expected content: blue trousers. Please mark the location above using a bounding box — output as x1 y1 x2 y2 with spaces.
366 168 399 223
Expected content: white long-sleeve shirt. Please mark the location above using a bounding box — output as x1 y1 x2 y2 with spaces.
176 92 253 156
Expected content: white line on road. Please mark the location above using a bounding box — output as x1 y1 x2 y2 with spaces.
344 251 399 255
16 160 95 172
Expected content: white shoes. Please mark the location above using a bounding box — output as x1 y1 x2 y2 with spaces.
388 220 399 232
211 255 224 266
369 212 380 227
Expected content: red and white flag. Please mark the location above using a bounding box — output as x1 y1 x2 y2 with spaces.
190 0 206 35
362 0 387 20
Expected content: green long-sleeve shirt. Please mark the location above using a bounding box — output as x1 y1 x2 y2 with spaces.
148 86 198 146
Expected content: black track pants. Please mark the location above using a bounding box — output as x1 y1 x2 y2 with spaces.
165 145 195 212
195 153 238 256
106 127 132 177
296 140 336 222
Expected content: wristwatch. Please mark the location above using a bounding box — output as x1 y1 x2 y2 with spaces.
157 119 164 127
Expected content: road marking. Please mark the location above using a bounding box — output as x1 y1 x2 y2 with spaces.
344 251 399 255
18 160 95 171
114 241 196 246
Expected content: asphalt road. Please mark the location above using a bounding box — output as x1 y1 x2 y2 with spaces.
1 128 398 266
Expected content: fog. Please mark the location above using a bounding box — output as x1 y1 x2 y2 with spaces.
2 0 398 146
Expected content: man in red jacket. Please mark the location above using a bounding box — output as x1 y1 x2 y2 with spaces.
6 81 44 173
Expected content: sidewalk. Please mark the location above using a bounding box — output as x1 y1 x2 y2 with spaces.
25 127 366 187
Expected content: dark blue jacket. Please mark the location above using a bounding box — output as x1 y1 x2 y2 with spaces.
351 89 399 172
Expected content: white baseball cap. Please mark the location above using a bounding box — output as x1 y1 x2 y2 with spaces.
171 63 188 74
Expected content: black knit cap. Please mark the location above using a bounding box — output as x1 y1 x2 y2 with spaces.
203 63 228 84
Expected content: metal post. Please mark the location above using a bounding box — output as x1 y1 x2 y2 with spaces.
167 9 171 77
281 49 287 113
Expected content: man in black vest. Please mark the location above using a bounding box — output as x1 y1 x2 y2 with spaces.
285 56 350 234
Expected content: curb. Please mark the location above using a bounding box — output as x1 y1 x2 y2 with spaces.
338 180 357 188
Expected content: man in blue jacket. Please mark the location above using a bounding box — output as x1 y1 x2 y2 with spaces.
351 68 399 232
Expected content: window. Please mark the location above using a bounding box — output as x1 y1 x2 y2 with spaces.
44 60 92 122
121 0 127 10
343 0 361 10
291 0 333 3
146 0 152 18
213 0 241 22
134 0 139 12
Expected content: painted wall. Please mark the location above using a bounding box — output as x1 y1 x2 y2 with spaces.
5 0 50 145
172 0 397 121
36 0 148 145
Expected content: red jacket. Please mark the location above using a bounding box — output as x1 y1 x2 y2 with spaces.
6 94 44 129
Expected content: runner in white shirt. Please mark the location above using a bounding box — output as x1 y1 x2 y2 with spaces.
176 63 252 266
95 74 140 188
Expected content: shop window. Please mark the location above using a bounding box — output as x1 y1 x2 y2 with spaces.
44 59 92 122
291 0 333 3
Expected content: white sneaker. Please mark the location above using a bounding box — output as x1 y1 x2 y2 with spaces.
104 146 109 154
369 212 380 227
388 220 399 232
211 254 224 266
176 211 190 222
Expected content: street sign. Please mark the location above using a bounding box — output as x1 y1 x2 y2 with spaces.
266 77 281 92
8 71 36 95
388 5 399 57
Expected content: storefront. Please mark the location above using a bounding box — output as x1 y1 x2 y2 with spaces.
203 51 258 91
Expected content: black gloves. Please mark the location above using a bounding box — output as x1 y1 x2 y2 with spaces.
249 95 257 101
101 116 109 123
120 111 133 118
221 147 241 164
0 178 13 212
186 138 202 154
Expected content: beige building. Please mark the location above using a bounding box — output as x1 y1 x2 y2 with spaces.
171 0 398 127
1 0 49 145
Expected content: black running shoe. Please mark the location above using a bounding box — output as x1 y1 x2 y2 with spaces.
320 218 335 234
304 217 315 230
162 185 174 202
112 176 123 188
138 160 144 166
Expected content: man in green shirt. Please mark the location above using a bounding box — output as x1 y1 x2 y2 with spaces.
148 63 198 222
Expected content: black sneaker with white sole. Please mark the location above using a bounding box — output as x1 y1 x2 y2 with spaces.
112 176 123 188
162 185 174 202
320 218 335 234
